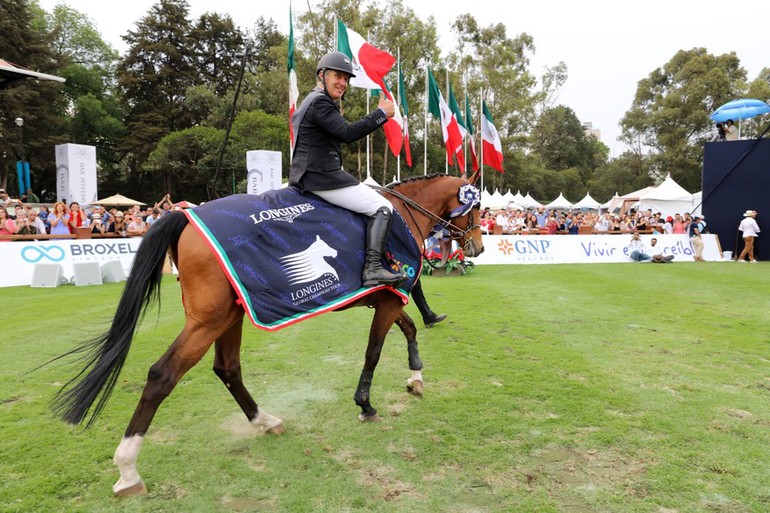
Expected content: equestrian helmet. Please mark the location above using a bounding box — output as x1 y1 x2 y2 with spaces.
316 51 356 78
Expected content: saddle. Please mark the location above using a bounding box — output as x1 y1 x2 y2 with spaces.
184 187 421 331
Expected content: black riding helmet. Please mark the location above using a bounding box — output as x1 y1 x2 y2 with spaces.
316 51 355 99
316 51 356 79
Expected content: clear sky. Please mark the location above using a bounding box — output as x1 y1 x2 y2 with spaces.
39 0 769 156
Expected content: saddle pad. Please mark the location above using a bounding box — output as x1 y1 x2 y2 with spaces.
184 187 421 331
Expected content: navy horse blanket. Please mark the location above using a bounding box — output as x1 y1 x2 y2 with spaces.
184 187 421 331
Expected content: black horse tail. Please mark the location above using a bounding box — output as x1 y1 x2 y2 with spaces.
51 211 189 427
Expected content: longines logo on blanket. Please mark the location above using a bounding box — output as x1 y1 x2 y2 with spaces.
249 203 315 224
280 235 341 304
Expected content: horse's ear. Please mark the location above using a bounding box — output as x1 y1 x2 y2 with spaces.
467 169 480 185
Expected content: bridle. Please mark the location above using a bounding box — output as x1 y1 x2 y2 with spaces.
372 184 481 257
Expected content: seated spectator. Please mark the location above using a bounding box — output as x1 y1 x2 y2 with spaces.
627 232 651 261
494 209 511 233
594 212 611 232
510 210 526 233
0 207 17 237
49 202 71 235
662 216 673 234
154 193 173 216
38 205 51 233
113 211 127 235
27 210 47 235
126 213 146 236
610 215 622 231
14 210 38 235
545 216 559 234
90 213 106 234
479 209 495 234
620 214 634 231
649 237 674 263
672 214 686 234
68 201 86 233
145 208 162 227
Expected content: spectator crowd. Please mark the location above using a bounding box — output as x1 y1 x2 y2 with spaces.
0 190 181 240
479 204 707 237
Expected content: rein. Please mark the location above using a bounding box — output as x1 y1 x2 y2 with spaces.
371 184 480 262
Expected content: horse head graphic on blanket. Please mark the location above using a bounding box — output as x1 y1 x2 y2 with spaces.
280 235 339 285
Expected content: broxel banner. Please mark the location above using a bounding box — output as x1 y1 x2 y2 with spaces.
1 238 142 287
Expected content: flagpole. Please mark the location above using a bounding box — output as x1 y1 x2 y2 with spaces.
396 48 401 181
462 74 467 177
424 64 428 176
366 31 371 180
444 69 449 175
480 92 485 193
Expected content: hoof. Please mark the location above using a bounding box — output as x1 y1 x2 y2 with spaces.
114 480 147 497
266 423 284 435
358 412 382 422
406 379 424 397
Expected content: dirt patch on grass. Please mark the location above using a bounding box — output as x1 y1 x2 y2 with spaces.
221 495 277 511
527 444 649 510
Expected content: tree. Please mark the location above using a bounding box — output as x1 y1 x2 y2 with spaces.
619 48 746 191
117 0 200 180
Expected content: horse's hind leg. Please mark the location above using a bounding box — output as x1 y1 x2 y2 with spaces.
395 311 424 397
213 321 283 434
113 321 227 496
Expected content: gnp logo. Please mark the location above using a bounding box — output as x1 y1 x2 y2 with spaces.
21 245 66 263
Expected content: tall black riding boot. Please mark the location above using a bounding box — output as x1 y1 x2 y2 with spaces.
411 279 447 328
362 207 407 288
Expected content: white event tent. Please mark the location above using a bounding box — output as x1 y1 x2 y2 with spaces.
636 174 694 217
545 192 573 210
572 192 602 210
521 192 542 209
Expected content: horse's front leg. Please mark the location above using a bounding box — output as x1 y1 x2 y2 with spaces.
395 311 424 397
355 293 404 421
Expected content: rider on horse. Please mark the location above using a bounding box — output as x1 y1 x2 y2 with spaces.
289 51 406 288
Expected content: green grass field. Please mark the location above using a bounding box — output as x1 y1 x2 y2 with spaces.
2 263 769 513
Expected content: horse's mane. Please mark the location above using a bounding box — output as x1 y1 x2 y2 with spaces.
386 173 451 190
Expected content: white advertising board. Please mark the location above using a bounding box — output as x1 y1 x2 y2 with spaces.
469 234 722 265
55 143 98 205
0 234 724 288
246 150 282 195
0 238 143 287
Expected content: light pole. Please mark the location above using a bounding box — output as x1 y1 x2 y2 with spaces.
14 117 28 197
14 117 24 162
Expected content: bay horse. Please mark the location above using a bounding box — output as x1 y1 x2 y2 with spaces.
51 174 484 496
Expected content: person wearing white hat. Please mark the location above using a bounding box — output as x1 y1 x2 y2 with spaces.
689 214 705 262
90 213 106 234
736 210 760 263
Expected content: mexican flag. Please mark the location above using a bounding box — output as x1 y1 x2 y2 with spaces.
337 19 402 157
398 58 413 167
427 68 464 168
287 8 299 155
464 92 479 172
447 83 466 170
337 19 395 91
482 101 504 172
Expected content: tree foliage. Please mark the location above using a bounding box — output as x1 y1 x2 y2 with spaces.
1 1 765 204
619 48 746 191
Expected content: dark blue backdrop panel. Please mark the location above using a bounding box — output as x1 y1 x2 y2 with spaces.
702 138 769 258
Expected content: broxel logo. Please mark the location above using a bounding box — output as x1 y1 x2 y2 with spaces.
21 245 66 263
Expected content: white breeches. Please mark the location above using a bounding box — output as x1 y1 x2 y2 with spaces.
312 183 392 216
